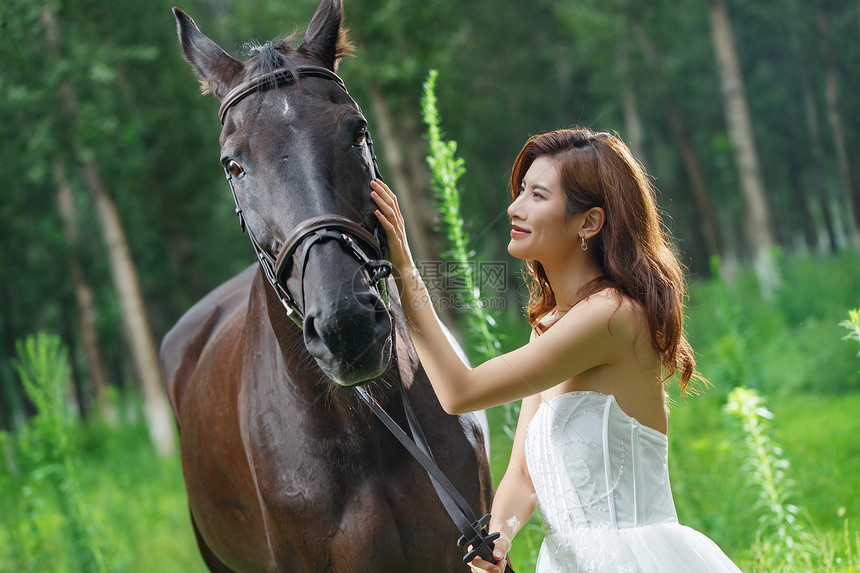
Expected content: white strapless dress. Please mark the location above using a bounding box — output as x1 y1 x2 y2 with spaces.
525 391 742 572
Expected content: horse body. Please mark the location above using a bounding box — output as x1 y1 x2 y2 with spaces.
163 266 491 571
162 3 493 570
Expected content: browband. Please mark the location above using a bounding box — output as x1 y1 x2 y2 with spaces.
218 65 348 124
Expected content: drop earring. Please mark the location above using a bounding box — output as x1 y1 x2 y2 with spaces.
580 235 588 251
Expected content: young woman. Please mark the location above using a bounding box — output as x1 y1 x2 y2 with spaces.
371 128 741 572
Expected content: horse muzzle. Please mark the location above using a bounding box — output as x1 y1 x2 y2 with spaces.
277 219 393 386
303 285 393 386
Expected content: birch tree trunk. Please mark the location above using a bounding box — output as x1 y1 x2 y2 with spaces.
83 164 175 456
818 5 860 242
53 161 115 423
707 0 779 295
631 16 724 261
42 7 175 456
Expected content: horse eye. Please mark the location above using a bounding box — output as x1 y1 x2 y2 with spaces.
353 125 367 146
226 159 245 178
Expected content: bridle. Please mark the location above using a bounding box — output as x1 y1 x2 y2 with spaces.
216 63 512 570
219 64 391 329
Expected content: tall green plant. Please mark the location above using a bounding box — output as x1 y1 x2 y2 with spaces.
841 308 860 366
12 333 108 573
724 387 814 569
421 69 521 439
421 69 501 361
0 430 33 570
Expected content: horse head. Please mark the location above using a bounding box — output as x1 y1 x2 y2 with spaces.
174 0 392 386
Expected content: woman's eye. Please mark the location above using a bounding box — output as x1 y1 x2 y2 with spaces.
225 159 245 178
533 191 544 199
353 125 367 146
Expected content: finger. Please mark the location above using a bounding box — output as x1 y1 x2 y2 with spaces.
372 198 402 235
370 187 392 211
468 557 500 573
372 194 406 237
493 532 511 558
370 180 394 205
373 211 400 242
373 209 391 228
370 187 399 219
372 178 394 198
371 180 402 220
371 191 396 216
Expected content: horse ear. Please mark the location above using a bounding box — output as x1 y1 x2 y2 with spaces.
173 7 243 98
298 0 351 71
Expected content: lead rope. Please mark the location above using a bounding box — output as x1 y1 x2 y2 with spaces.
360 127 509 567
357 129 513 570
355 318 515 571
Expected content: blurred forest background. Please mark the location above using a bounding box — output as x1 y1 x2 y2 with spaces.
1 0 859 571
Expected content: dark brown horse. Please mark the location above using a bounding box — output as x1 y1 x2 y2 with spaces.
161 1 493 571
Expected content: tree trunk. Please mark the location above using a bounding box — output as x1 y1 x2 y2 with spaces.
116 66 207 307
42 6 175 456
857 1 860 38
787 1 839 253
0 279 26 431
368 86 435 264
83 164 175 455
616 31 647 164
707 0 779 295
368 87 463 330
787 160 821 252
631 16 724 261
818 4 860 242
53 160 116 423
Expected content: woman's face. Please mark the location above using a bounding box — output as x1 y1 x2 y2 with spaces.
507 155 582 263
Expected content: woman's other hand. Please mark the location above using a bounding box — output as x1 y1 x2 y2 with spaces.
468 534 511 573
371 179 414 272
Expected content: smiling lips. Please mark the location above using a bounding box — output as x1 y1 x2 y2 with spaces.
510 224 531 238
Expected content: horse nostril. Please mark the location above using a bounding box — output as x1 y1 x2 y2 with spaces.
355 290 388 317
303 315 322 347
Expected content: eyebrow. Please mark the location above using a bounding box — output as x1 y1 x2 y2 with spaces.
521 181 554 194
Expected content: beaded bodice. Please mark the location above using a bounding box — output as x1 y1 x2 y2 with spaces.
525 392 677 533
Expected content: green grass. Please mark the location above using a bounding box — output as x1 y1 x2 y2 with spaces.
74 421 207 572
1 417 206 573
687 251 860 395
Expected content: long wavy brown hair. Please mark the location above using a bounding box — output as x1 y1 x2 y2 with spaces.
510 128 700 392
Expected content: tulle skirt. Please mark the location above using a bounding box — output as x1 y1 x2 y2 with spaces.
535 521 742 573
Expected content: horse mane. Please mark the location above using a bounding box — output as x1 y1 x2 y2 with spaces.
244 36 300 75
243 25 354 77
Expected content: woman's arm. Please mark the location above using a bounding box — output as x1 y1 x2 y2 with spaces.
372 180 631 414
468 394 541 573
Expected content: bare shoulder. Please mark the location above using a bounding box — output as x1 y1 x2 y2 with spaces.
570 288 645 339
